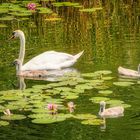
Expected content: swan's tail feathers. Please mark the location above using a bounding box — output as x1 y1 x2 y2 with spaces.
74 50 84 60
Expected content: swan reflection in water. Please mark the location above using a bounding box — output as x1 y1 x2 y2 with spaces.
16 67 80 90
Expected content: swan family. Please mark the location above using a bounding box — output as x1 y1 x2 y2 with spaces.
11 30 139 118
11 30 84 77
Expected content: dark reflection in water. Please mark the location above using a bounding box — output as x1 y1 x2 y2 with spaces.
0 1 140 140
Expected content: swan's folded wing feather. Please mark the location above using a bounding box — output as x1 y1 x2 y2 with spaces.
22 51 75 70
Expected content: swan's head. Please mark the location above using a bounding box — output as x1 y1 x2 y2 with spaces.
13 59 21 66
100 101 106 107
99 101 106 113
11 30 24 39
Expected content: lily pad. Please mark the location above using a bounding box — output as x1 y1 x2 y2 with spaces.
98 90 113 95
0 121 9 126
62 95 79 99
90 97 110 103
102 77 114 80
32 115 66 124
37 7 53 14
0 24 8 28
1 114 26 120
80 8 96 12
113 81 135 87
94 70 112 75
74 114 97 120
75 84 93 90
81 119 104 125
0 8 9 14
0 16 14 21
81 73 100 78
107 100 124 105
28 113 50 119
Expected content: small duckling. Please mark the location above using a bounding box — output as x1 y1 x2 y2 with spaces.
99 101 124 118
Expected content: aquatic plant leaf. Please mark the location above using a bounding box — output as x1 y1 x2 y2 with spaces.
94 85 109 90
87 79 104 84
121 104 131 108
32 84 47 90
28 113 50 119
4 104 22 110
81 73 100 78
73 114 97 120
31 108 49 113
53 2 80 7
0 24 8 28
10 11 32 17
80 8 96 12
72 88 85 94
37 7 53 14
62 95 79 99
60 91 77 96
81 119 104 125
113 81 134 87
32 116 66 124
90 97 110 103
94 70 112 75
0 16 15 21
102 77 114 80
98 90 113 94
1 114 26 120
54 87 72 92
45 17 62 21
75 84 93 90
0 8 9 14
107 100 124 105
46 98 64 104
0 121 9 126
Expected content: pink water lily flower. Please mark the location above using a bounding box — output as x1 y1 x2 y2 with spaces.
27 3 36 10
47 103 58 114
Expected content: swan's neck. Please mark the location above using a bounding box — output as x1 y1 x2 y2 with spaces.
99 105 105 115
18 33 25 65
19 77 26 90
16 62 22 75
138 64 140 74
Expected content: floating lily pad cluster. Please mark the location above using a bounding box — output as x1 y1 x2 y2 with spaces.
79 7 103 13
52 2 82 7
0 69 136 126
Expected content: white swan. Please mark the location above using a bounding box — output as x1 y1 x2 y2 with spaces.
118 65 140 78
11 30 84 71
98 101 124 118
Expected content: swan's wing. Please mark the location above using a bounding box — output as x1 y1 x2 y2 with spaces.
104 107 124 116
22 51 75 70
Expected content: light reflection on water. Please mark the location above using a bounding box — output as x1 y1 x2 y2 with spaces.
0 1 140 140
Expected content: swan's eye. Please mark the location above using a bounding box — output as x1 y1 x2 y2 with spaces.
12 32 15 36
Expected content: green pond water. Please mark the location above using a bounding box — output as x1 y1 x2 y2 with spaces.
0 1 140 140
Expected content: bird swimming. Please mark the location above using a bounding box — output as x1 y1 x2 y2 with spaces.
10 30 84 71
118 65 140 78
98 101 124 118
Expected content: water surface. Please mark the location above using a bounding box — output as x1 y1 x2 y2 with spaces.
0 1 140 140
